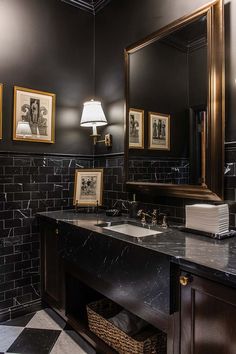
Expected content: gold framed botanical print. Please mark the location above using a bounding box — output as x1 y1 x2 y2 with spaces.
148 112 170 150
0 84 2 140
13 86 56 143
73 169 104 206
128 108 144 149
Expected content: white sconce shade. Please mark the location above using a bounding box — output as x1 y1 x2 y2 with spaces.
80 100 107 127
16 121 31 136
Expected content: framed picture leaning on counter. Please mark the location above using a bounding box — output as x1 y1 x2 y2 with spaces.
73 169 103 207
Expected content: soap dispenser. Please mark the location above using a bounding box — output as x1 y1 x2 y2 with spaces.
129 194 139 218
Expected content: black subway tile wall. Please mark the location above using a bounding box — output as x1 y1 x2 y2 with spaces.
225 147 236 228
0 153 92 317
102 150 236 227
128 158 189 184
94 155 129 207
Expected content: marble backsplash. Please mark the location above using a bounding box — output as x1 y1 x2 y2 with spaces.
0 152 129 317
0 153 91 317
128 158 190 184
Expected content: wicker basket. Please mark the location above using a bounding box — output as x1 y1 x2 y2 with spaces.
87 298 167 354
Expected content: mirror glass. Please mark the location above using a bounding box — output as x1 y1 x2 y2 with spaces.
127 15 208 185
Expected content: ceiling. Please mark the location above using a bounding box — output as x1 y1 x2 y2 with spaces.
162 15 207 53
61 0 112 14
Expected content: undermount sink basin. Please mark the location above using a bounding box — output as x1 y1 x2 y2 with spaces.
97 221 163 238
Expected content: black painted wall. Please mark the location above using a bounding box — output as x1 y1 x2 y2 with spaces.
129 40 189 158
0 0 93 155
188 46 207 108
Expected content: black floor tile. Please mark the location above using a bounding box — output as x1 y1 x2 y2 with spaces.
6 328 61 354
1 312 35 327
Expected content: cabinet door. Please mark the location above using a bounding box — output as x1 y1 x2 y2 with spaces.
41 223 62 309
180 273 236 354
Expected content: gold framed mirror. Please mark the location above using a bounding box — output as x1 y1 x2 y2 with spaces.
125 0 224 201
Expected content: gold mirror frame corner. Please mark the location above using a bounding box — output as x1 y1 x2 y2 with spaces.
125 0 225 201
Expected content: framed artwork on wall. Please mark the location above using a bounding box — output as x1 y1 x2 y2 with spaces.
148 112 170 150
13 86 56 143
73 169 104 206
0 84 2 140
128 108 144 149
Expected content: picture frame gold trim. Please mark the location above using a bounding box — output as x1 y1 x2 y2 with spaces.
13 86 56 143
128 108 144 149
148 112 170 150
73 169 104 207
0 84 2 140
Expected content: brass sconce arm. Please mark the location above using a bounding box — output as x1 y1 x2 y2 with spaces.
90 133 112 147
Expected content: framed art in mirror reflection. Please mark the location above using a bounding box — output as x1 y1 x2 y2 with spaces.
148 112 170 150
128 108 144 149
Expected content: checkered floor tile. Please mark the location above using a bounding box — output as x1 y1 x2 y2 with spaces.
0 308 95 354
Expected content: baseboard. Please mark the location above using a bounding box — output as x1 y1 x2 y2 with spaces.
0 299 43 323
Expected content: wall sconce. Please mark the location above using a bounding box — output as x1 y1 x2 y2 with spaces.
80 99 112 147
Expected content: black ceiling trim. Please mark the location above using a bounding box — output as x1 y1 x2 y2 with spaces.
61 0 112 14
93 0 111 12
62 0 93 13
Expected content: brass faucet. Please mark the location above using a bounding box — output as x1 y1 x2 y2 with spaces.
137 209 159 225
161 214 168 228
137 209 147 224
151 209 158 226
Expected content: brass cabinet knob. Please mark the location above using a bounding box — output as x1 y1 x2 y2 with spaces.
55 228 59 235
179 275 190 286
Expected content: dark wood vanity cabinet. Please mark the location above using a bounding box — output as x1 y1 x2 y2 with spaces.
40 221 64 312
38 213 236 354
180 273 236 354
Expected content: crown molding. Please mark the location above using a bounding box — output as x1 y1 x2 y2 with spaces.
61 0 111 14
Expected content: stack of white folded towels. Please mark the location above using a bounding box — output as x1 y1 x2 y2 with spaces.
185 204 229 234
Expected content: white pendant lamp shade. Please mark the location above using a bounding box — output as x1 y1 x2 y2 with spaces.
16 121 31 136
80 100 107 127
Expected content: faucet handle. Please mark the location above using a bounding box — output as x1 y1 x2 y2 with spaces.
137 209 143 217
152 209 158 216
137 209 146 224
151 209 158 225
160 213 168 228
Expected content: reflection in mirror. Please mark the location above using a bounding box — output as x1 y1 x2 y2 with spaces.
128 15 207 185
126 0 224 201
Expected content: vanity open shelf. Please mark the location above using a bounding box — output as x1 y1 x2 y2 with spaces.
65 265 167 354
65 266 119 354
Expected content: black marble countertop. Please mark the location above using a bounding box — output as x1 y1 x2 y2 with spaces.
38 209 236 286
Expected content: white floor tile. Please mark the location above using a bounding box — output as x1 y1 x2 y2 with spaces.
26 308 65 330
0 325 24 352
50 330 88 354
